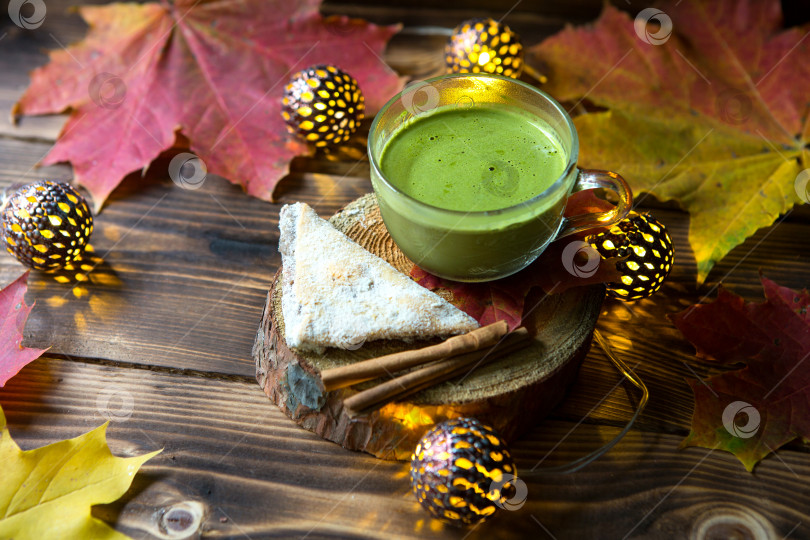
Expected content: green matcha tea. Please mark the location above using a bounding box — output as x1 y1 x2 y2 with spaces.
371 99 576 282
370 74 628 282
380 105 567 212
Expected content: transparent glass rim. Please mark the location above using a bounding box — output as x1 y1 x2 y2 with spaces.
367 72 580 217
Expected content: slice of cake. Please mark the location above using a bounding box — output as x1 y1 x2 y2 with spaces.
279 202 479 351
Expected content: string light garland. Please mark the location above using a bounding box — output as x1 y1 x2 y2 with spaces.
409 332 649 527
410 417 517 527
404 210 671 527
587 212 675 301
445 18 524 78
1 181 93 271
282 65 364 149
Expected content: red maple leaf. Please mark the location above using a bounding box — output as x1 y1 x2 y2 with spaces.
410 268 528 330
670 276 810 470
1 272 49 386
411 191 624 330
13 0 403 209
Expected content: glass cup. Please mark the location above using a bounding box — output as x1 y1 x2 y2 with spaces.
368 73 632 282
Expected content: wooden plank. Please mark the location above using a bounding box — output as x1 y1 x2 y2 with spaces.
0 58 67 142
3 132 810 435
511 424 810 540
325 0 605 19
0 0 112 140
0 357 423 539
2 0 810 458
0 2 808 539
0 137 374 377
320 5 589 44
1 357 807 539
555 205 810 432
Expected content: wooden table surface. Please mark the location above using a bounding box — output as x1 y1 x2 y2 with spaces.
2 2 809 539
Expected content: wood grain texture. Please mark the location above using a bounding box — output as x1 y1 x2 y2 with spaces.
0 0 114 140
3 139 810 435
0 136 378 377
3 131 809 428
2 357 809 539
255 195 604 459
2 1 810 538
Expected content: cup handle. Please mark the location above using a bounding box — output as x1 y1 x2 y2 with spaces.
557 169 633 238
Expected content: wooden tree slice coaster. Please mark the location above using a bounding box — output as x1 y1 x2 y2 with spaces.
253 194 605 460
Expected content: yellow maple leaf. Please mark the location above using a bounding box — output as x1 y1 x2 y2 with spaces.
0 404 160 539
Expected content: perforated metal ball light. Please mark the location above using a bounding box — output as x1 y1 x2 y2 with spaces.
1 181 93 271
445 18 524 78
282 65 364 148
587 212 674 301
410 417 517 527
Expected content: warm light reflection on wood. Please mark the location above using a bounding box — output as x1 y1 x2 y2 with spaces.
393 464 410 479
45 296 68 308
72 286 88 299
382 403 435 431
88 295 108 316
90 272 123 287
74 311 87 333
103 227 121 242
309 173 339 196
608 335 633 352
42 244 122 288
613 305 633 321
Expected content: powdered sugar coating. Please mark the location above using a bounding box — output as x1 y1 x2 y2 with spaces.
279 202 479 352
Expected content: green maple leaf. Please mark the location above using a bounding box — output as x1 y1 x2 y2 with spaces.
0 405 160 539
528 0 810 282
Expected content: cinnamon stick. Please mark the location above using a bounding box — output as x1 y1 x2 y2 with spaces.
343 328 531 417
321 320 508 391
